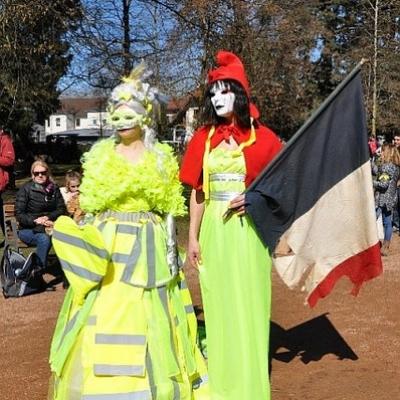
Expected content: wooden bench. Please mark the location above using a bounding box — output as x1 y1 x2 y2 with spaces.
3 202 31 250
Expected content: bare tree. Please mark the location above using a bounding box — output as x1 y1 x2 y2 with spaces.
62 0 400 137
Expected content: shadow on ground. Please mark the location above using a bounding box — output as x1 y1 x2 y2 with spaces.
270 313 358 365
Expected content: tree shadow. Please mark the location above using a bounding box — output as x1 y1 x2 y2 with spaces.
270 313 358 368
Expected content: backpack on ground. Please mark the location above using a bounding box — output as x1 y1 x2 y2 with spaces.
0 245 46 298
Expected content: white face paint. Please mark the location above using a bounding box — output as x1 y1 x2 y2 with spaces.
210 81 235 118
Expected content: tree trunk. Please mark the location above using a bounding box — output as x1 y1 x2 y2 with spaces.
122 0 132 75
371 0 379 137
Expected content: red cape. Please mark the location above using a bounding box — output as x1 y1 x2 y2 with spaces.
180 124 282 189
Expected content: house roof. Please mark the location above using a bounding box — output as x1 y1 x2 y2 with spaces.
166 88 202 113
58 97 108 118
57 92 201 119
167 97 190 112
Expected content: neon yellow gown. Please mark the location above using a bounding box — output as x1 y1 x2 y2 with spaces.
199 148 272 400
48 138 209 399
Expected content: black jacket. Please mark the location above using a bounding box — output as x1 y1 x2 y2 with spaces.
16 181 67 230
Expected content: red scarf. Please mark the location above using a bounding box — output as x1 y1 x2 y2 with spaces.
180 123 282 189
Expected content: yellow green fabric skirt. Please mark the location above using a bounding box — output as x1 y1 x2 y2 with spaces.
49 213 208 399
199 148 272 399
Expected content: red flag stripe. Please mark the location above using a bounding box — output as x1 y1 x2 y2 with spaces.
307 242 383 307
272 161 381 304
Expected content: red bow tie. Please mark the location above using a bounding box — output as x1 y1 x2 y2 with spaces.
219 125 244 142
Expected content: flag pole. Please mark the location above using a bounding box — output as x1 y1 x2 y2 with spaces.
249 58 368 191
223 58 368 220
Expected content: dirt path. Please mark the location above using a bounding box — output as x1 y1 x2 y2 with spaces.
1 235 399 399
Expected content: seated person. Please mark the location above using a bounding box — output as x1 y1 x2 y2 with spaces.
15 160 66 270
60 170 84 222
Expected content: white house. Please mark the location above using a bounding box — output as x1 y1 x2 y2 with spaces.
45 97 108 136
166 92 200 144
45 95 200 144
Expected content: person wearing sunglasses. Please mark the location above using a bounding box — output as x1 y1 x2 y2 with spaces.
15 160 66 270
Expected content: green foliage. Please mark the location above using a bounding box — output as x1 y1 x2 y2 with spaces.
0 0 83 141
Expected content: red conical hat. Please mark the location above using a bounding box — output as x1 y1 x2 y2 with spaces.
208 51 250 95
207 50 260 119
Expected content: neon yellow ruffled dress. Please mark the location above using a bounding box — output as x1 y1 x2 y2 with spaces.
199 148 272 399
49 138 209 399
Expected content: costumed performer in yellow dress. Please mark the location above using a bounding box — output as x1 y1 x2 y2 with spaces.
180 51 282 399
48 63 209 400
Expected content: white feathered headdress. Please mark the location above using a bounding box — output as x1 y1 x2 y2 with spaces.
107 62 162 131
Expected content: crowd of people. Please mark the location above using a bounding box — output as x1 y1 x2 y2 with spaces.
369 134 400 256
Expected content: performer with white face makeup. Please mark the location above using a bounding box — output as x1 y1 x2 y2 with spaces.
180 51 282 399
209 81 236 118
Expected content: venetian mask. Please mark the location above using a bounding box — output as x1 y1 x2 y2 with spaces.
210 80 236 118
107 63 156 131
108 101 151 131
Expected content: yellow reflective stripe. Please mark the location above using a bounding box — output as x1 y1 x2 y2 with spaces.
98 210 159 224
95 334 146 345
111 253 130 263
116 224 140 235
145 353 157 399
96 221 107 232
87 316 97 326
146 222 156 287
210 191 240 201
184 304 195 314
82 390 151 400
118 221 157 289
53 231 109 260
178 279 187 289
172 377 180 400
202 126 215 200
59 258 103 282
209 173 245 182
93 364 144 376
57 310 79 350
158 286 179 367
120 226 143 282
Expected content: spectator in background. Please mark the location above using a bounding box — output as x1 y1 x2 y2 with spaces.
0 127 15 237
15 160 66 269
377 134 386 148
60 170 83 222
392 134 400 233
393 134 400 149
368 135 379 159
373 144 400 256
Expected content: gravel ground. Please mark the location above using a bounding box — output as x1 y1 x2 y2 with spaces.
0 186 399 399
